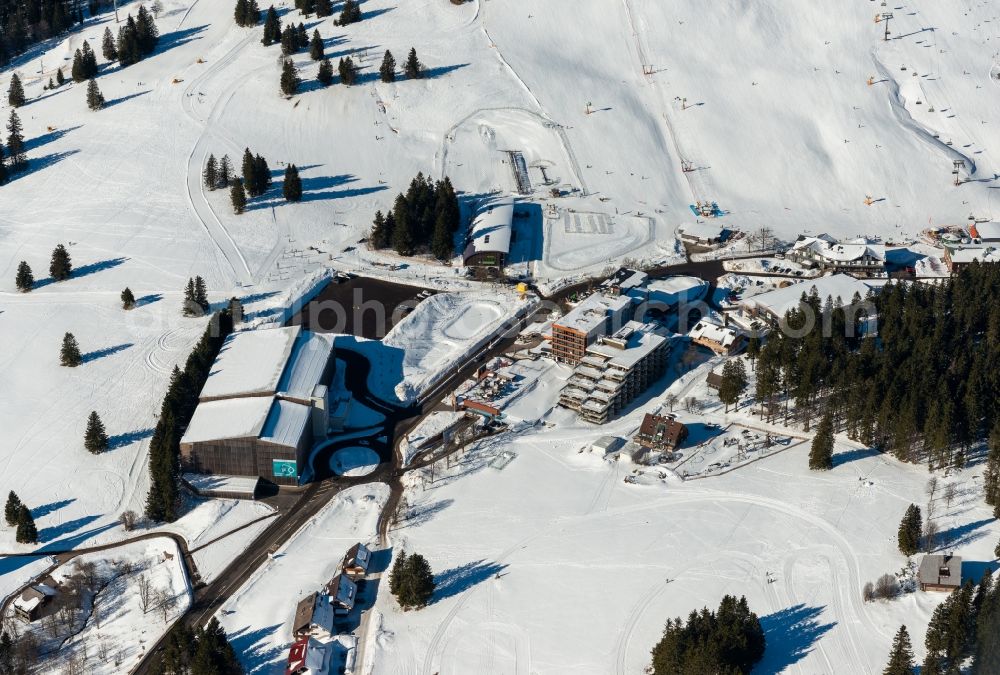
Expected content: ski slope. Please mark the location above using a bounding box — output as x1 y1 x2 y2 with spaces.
0 0 999 670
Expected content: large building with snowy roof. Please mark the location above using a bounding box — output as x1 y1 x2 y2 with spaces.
180 326 336 486
787 234 886 277
738 274 874 327
463 196 514 277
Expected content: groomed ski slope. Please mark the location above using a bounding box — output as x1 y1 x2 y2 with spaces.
0 0 998 670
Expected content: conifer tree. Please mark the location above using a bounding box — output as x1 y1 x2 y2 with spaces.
370 210 389 249
282 164 302 202
182 277 198 315
746 335 761 371
56 67 66 86
218 154 232 188
241 147 256 192
391 551 436 610
7 73 24 107
81 40 98 76
71 48 85 82
309 29 323 61
15 505 37 544
50 244 72 280
102 26 118 61
61 332 82 366
388 550 406 597
430 211 452 260
121 287 136 309
117 18 142 66
262 6 281 45
718 359 748 413
86 77 105 110
317 58 333 86
6 110 26 171
315 0 332 18
338 0 360 25
404 47 422 79
234 0 247 25
280 25 297 55
135 5 159 55
897 504 922 556
280 57 300 96
5 492 22 527
338 56 357 85
254 154 271 195
194 275 208 311
809 411 835 470
234 0 259 26
392 198 413 255
984 425 1000 507
85 411 109 454
296 23 308 50
203 154 218 190
15 261 33 292
379 49 395 82
0 144 6 186
230 178 247 214
883 625 915 675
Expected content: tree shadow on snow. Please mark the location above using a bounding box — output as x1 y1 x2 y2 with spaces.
136 293 163 307
362 5 395 20
33 256 128 289
4 149 80 185
31 499 75 519
154 24 208 55
398 499 453 529
831 446 882 468
108 428 154 450
81 343 134 363
104 90 151 109
933 519 993 551
755 604 836 674
36 514 103 545
24 125 81 153
433 560 508 603
248 173 387 210
227 623 286 673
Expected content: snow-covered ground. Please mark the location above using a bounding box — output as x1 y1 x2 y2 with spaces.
1 0 999 669
38 537 190 675
217 484 387 674
372 357 1000 675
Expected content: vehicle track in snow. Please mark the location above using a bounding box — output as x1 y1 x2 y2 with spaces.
178 30 261 286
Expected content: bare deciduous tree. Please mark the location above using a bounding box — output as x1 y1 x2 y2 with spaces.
926 476 938 500
862 581 875 602
924 520 940 553
97 636 110 662
874 573 899 600
153 587 177 624
943 483 957 509
119 510 138 532
664 394 677 413
137 574 153 614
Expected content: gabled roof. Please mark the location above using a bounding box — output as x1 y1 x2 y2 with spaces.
690 320 741 348
918 554 962 587
636 413 687 446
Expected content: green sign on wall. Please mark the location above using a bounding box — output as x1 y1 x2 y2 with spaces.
272 459 297 478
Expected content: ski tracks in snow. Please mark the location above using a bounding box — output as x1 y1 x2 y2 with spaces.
178 31 261 286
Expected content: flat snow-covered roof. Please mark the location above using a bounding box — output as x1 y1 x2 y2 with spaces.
278 332 335 400
200 326 302 400
464 196 514 260
949 246 1000 264
260 399 312 448
555 293 631 336
181 396 273 444
741 274 872 319
679 221 724 240
972 222 1000 240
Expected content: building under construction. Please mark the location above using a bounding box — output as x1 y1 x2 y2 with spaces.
557 322 670 424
